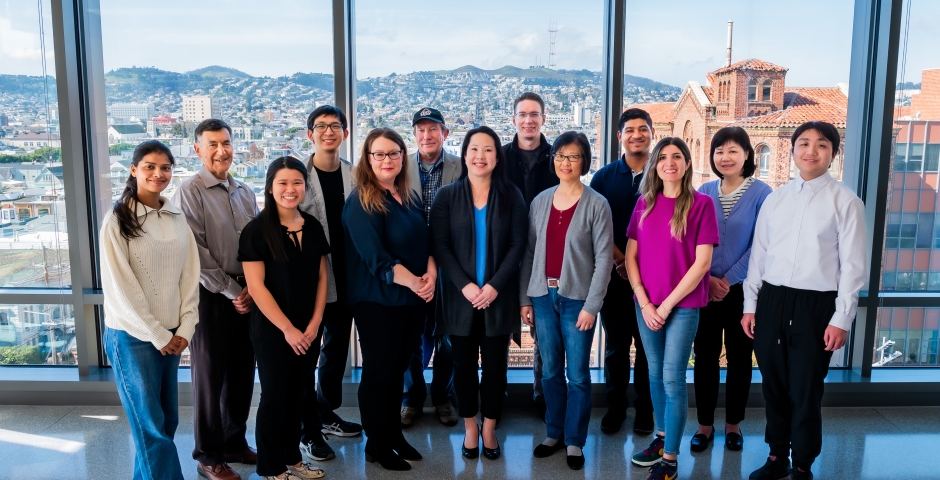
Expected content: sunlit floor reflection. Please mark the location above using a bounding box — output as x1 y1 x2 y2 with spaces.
0 406 938 479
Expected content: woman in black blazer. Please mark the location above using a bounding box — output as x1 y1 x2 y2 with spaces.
430 126 528 461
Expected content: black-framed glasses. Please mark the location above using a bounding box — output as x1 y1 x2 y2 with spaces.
312 123 344 133
369 150 403 161
553 154 584 163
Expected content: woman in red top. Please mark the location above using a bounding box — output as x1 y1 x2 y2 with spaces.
519 131 613 470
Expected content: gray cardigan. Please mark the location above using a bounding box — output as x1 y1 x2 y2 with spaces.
519 185 614 315
299 155 353 303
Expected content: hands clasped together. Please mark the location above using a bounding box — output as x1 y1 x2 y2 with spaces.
462 283 498 309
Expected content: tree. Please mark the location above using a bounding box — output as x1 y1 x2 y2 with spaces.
0 346 43 365
171 122 185 137
109 143 135 155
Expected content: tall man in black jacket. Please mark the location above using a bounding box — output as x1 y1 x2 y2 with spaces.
503 92 559 418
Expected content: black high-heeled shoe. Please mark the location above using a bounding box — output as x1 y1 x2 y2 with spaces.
482 438 501 460
462 432 480 459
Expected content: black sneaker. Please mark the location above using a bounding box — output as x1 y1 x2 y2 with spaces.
321 417 363 437
789 467 813 480
749 457 791 480
300 435 335 462
601 409 626 433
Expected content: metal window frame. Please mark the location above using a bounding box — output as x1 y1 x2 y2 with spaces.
4 0 940 382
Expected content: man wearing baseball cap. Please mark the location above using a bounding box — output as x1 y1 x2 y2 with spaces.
401 107 462 428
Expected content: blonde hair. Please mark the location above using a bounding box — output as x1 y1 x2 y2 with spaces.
353 128 415 214
639 137 695 239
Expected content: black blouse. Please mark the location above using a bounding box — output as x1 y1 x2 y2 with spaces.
238 211 330 330
343 189 429 307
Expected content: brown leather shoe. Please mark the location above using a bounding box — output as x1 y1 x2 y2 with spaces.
197 462 240 480
224 446 258 465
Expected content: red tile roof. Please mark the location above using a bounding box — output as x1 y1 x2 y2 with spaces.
626 102 676 125
730 87 847 128
710 58 789 76
700 86 715 104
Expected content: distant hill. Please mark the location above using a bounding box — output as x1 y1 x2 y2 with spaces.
186 65 252 79
428 65 679 91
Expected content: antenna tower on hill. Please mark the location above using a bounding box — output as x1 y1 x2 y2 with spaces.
548 21 558 70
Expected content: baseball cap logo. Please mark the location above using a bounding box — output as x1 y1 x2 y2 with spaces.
421 108 431 116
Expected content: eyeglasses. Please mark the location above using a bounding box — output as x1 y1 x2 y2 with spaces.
312 123 344 133
553 154 584 163
369 150 403 161
514 112 544 119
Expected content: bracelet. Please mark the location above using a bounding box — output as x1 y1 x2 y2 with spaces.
631 282 643 291
639 300 650 310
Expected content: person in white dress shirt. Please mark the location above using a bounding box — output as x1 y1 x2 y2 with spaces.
740 121 866 480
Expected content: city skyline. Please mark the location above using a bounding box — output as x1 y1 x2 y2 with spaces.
6 1 938 90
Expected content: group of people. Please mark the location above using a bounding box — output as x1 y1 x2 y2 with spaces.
100 90 865 480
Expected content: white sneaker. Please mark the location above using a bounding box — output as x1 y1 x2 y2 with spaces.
262 473 303 480
287 461 325 479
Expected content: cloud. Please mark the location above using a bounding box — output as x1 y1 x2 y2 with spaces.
0 16 43 60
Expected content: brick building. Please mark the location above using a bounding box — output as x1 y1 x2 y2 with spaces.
631 58 848 189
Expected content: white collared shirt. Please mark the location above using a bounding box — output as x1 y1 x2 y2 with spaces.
742 171 867 331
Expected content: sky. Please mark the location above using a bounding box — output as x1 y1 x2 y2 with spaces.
1 0 938 90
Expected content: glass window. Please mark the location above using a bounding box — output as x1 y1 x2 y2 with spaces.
0 304 76 365
354 0 604 367
100 0 334 216
761 80 772 101
877 0 940 366
621 1 854 190
925 144 940 171
98 1 334 366
874 308 939 366
758 145 771 177
908 144 924 171
0 1 70 288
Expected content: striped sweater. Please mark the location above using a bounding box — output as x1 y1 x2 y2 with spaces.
100 196 200 349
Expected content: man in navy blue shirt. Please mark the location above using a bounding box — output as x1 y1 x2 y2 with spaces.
589 108 655 435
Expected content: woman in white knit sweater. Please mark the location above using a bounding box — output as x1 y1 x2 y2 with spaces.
100 140 199 480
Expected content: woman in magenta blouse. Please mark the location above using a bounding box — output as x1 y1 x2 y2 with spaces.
625 137 719 480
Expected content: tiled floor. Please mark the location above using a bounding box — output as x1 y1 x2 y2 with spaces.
1 405 938 479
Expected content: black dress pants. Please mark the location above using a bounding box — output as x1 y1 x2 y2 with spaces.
753 282 837 472
693 283 753 426
599 276 652 416
354 302 424 453
450 310 510 420
191 286 255 465
301 301 353 442
252 315 319 477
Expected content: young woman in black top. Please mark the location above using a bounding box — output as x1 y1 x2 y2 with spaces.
238 157 329 480
343 128 436 471
430 126 527 461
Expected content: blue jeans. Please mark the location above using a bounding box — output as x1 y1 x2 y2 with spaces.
104 327 184 480
532 289 595 447
635 304 699 457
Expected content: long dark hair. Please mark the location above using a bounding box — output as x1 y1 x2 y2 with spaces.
261 156 308 262
113 140 175 240
458 126 515 211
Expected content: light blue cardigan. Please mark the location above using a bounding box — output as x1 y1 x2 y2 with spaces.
698 178 772 284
